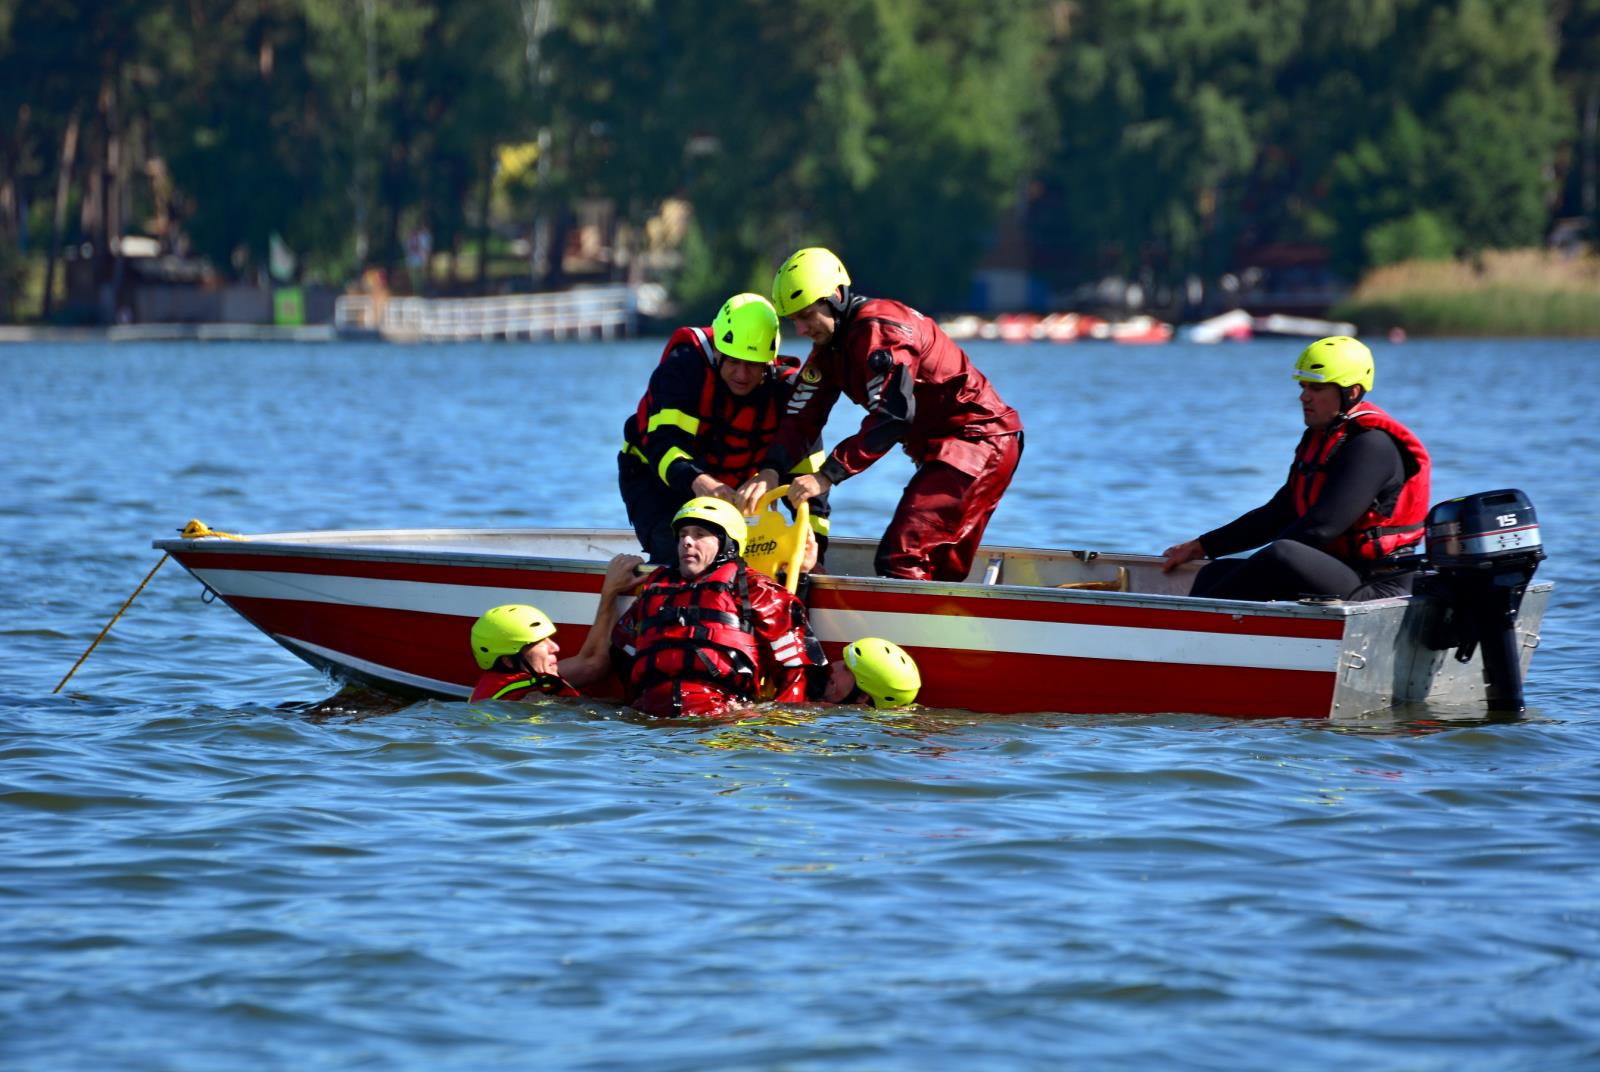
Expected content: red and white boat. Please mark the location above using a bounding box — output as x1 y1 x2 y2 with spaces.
153 519 1550 720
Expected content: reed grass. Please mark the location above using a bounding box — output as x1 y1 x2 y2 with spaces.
1332 250 1600 336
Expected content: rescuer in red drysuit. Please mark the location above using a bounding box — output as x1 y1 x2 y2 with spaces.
737 247 1023 582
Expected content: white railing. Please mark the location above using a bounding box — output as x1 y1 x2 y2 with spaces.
334 284 637 341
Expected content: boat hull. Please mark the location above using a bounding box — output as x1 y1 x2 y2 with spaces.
153 528 1550 719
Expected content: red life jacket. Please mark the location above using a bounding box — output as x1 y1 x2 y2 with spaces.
622 326 799 486
617 559 763 716
1289 400 1431 563
469 669 580 702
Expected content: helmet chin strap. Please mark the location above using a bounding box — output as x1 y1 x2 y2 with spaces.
710 531 739 566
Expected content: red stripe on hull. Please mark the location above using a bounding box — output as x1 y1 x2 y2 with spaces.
224 596 1333 718
889 644 1335 718
225 595 627 700
176 549 1344 640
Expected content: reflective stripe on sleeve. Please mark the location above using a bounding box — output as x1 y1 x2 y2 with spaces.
647 408 701 436
658 446 694 484
789 450 825 475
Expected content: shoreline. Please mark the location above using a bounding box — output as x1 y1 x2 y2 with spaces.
0 322 342 344
4 320 1597 343
1332 250 1600 337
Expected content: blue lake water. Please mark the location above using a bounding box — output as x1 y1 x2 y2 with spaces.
4 336 1599 1070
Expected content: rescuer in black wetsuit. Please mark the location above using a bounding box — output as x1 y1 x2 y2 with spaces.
618 292 830 565
1161 336 1432 602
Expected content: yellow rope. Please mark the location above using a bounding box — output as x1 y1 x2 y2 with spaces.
179 519 247 541
53 519 248 695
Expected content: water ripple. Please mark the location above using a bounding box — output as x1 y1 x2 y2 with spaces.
5 339 1600 1070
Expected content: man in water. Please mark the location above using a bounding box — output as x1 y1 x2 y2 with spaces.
1161 336 1430 601
817 637 921 709
737 246 1023 582
468 553 644 701
611 497 827 718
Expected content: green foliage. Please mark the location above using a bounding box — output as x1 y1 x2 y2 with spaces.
1363 211 1459 265
671 218 730 321
1039 0 1297 285
827 0 1057 308
723 0 1056 310
533 0 1058 310
1038 0 1572 288
158 1 329 274
1283 0 1567 275
1335 288 1600 336
1332 249 1600 334
0 0 1591 324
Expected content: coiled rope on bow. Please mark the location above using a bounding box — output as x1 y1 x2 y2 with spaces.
53 520 248 694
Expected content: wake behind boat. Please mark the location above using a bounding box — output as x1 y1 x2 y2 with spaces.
152 490 1549 720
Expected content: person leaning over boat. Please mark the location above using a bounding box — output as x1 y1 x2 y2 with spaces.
1161 336 1431 602
735 247 1024 582
468 553 645 701
610 497 828 719
618 293 831 565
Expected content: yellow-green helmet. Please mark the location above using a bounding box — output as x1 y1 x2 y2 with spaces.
712 293 780 363
471 604 556 670
671 496 748 557
843 637 921 709
772 246 851 317
1293 336 1375 393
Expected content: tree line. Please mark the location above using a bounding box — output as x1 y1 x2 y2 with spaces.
1 0 1596 322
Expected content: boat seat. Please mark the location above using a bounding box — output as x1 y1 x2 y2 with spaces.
1057 566 1129 592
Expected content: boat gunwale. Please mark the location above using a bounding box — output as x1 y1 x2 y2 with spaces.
149 525 1554 624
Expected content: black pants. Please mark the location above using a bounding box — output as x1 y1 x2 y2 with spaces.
1190 539 1417 602
618 455 685 564
617 455 831 566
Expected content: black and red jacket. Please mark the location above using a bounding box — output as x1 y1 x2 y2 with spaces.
610 558 824 718
469 669 580 702
762 295 1022 484
620 326 823 494
1289 401 1431 562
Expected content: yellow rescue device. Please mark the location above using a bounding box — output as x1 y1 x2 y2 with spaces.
742 486 810 594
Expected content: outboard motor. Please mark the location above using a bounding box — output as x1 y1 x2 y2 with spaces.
1423 489 1545 718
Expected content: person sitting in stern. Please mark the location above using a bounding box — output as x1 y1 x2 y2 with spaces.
1161 336 1431 602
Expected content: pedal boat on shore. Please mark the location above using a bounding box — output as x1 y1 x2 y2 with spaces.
152 514 1550 720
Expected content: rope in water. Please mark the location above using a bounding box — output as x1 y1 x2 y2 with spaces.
53 520 247 695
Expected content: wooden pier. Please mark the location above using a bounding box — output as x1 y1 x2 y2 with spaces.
334 284 638 341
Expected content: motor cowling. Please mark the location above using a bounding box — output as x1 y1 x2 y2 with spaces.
1422 489 1545 718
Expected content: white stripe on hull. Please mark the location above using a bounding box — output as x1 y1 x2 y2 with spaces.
194 567 605 622
808 608 1338 673
198 567 1342 674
